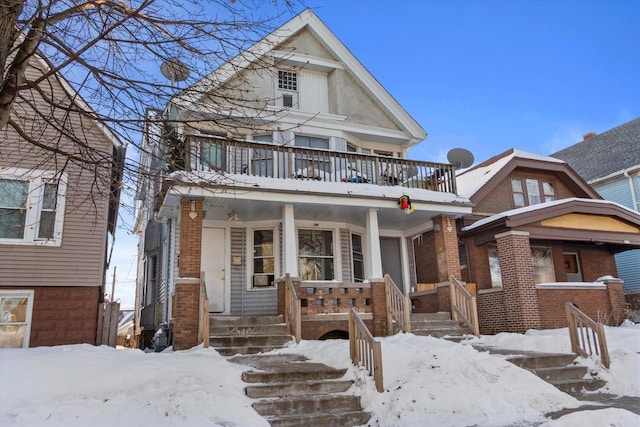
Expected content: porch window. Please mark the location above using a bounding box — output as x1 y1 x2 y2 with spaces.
532 247 555 284
0 168 66 245
252 134 274 176
0 290 34 348
253 229 275 288
294 135 330 178
487 245 502 288
511 178 556 207
352 233 364 283
201 139 226 171
298 229 334 280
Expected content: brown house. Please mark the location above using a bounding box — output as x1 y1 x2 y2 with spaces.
414 149 640 334
0 55 124 348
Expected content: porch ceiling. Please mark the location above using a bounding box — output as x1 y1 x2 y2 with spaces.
199 197 451 232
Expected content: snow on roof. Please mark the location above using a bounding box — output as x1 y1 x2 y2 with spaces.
168 170 471 206
462 197 639 232
456 149 565 198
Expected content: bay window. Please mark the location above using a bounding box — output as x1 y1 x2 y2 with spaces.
253 229 275 288
298 229 334 281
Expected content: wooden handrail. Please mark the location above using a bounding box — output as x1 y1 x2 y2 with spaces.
184 135 458 193
384 275 411 334
449 276 479 336
349 307 384 392
283 274 301 343
565 302 610 368
199 271 210 348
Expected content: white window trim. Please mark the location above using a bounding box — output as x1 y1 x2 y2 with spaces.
297 227 336 282
247 226 279 291
0 167 67 246
0 289 35 348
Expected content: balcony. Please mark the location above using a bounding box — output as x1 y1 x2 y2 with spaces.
183 135 457 194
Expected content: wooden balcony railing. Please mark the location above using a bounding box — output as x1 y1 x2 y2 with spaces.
449 276 479 336
349 307 384 392
565 302 610 368
384 275 411 334
184 135 457 193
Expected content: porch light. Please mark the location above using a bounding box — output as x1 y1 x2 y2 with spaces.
228 211 239 221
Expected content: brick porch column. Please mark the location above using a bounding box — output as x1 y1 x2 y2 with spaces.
433 215 461 282
495 231 541 333
172 278 201 350
604 278 625 325
369 278 389 337
179 199 203 278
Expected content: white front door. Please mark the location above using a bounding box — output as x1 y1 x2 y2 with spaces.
201 228 226 312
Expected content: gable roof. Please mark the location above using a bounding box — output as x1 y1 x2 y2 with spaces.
550 117 640 183
173 9 426 144
456 148 598 202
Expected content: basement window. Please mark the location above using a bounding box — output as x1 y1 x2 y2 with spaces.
0 290 34 348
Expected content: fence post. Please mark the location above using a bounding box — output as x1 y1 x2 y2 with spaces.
565 303 579 355
373 340 384 393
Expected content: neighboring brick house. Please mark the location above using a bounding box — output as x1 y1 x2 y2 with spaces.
0 54 124 348
551 118 640 293
413 149 639 334
134 9 472 349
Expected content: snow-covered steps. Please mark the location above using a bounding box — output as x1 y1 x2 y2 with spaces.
410 312 469 338
476 347 606 395
209 315 293 356
230 353 371 427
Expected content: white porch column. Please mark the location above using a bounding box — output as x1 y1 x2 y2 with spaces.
282 204 298 276
365 208 383 278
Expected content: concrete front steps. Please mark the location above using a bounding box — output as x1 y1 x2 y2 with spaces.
410 312 469 339
476 347 606 395
230 354 371 427
213 316 371 426
209 315 293 356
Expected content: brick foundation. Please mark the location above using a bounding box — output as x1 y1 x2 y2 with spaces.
0 286 100 347
536 280 626 328
477 288 507 334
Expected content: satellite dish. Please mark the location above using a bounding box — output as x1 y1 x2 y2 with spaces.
160 59 190 83
447 148 475 169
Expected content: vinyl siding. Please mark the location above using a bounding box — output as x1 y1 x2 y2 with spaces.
593 177 640 291
0 62 112 289
229 227 278 315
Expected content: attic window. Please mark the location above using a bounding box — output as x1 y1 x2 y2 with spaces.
278 70 297 91
511 178 555 207
282 94 293 107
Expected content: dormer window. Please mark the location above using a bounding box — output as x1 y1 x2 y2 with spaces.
511 178 555 207
278 70 297 91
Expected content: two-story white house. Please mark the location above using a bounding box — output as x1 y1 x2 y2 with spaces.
134 9 472 349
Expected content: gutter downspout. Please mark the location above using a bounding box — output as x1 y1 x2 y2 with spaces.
624 169 639 212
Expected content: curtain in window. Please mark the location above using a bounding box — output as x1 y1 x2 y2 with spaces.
0 179 28 239
298 229 334 280
532 247 555 284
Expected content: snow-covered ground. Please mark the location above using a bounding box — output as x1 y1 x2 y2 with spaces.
1 323 638 427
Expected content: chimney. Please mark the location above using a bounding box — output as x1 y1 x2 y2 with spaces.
583 132 597 141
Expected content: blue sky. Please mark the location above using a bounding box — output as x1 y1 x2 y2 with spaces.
305 0 639 163
109 0 639 306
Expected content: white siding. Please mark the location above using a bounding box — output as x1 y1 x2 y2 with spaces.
299 70 328 114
